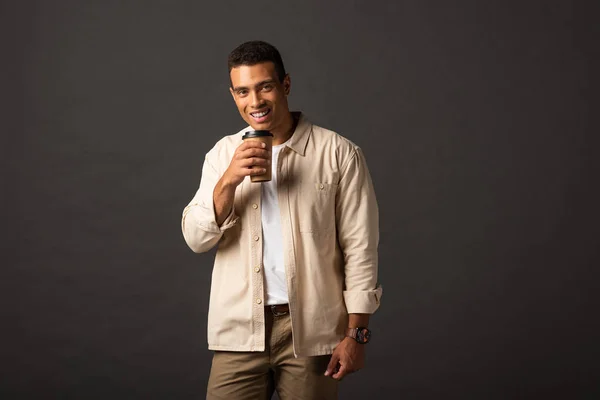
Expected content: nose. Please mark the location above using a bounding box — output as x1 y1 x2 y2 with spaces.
250 90 263 108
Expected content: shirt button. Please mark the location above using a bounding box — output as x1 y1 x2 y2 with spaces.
253 235 259 241
254 266 261 273
252 203 258 209
256 298 262 304
319 183 324 189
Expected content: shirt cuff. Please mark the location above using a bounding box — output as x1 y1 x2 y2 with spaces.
343 284 383 314
187 203 239 233
216 206 239 231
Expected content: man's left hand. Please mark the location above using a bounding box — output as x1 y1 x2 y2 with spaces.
324 337 365 380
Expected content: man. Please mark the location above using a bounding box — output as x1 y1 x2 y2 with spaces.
182 40 382 399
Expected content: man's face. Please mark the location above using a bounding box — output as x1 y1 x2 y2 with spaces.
229 62 291 133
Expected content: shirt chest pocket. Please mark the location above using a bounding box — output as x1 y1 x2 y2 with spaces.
298 182 338 234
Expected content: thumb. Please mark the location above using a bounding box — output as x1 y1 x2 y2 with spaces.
332 364 348 380
324 353 339 376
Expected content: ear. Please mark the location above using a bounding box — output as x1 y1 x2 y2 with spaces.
229 86 235 100
283 74 291 96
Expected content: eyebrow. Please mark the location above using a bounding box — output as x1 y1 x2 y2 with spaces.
232 79 277 92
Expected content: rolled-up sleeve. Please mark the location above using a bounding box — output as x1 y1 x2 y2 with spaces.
336 147 382 314
182 152 239 253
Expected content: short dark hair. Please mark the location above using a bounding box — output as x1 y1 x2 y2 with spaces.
228 40 287 83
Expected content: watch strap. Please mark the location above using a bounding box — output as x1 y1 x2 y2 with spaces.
346 327 370 343
346 327 358 340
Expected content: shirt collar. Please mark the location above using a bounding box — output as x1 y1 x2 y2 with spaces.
285 112 311 156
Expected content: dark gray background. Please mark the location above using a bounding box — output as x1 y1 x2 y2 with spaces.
2 0 599 398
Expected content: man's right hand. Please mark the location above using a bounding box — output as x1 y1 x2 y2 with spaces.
213 140 271 226
221 140 271 187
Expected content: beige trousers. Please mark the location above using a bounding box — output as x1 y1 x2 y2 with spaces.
206 308 339 399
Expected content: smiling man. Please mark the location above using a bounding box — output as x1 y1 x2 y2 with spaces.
229 62 291 137
182 41 382 399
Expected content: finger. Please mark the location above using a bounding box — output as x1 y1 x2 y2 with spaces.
238 140 267 150
324 354 339 377
332 365 347 380
239 157 271 168
238 148 271 160
249 167 267 175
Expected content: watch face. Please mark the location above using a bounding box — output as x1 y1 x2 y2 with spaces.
356 328 371 344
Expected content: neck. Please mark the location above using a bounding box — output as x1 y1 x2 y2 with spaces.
271 112 296 145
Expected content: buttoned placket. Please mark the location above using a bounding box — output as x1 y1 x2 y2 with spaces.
248 178 265 351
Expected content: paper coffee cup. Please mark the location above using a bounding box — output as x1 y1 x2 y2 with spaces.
241 130 273 182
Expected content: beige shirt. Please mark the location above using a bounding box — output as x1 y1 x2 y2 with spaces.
182 113 382 357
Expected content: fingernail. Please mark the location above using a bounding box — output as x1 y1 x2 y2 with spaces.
261 143 266 148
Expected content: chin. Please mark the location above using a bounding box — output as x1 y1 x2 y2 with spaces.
249 121 272 131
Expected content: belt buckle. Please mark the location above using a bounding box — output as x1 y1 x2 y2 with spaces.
271 305 288 317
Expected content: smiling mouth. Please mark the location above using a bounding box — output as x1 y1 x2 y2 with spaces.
250 109 271 119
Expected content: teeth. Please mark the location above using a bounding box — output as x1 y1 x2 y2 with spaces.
252 110 268 118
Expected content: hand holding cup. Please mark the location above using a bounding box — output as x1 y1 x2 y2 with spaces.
222 130 273 187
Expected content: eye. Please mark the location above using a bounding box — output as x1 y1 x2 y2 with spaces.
261 84 274 92
237 89 248 97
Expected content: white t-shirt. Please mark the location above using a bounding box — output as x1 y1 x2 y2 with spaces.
261 140 290 305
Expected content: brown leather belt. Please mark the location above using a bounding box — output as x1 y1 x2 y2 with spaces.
267 304 289 316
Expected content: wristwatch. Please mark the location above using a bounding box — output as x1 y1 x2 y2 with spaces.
346 327 371 344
